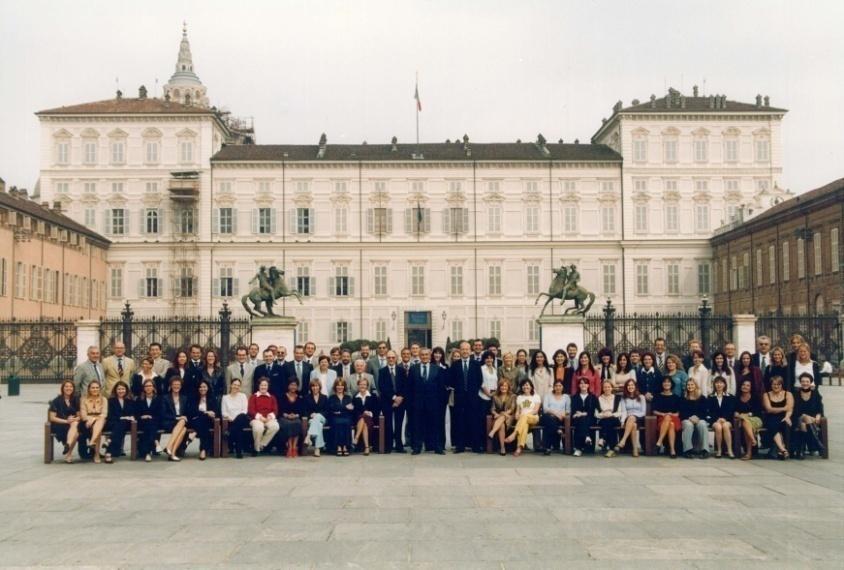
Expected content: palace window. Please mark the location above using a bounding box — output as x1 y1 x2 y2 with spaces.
782 241 790 281
145 140 159 164
450 266 463 296
451 320 463 341
375 319 387 342
724 138 738 162
366 208 393 236
602 264 616 295
335 207 348 234
769 245 776 284
666 263 679 295
144 209 160 235
443 207 469 235
832 228 840 273
216 208 234 234
296 266 314 297
489 319 501 340
108 209 126 236
144 267 160 298
814 232 823 275
525 206 539 233
217 267 235 297
697 263 711 295
632 137 647 162
663 139 677 163
178 266 195 298
295 208 313 235
635 263 649 296
373 265 387 296
694 204 710 233
488 204 501 234
110 267 123 298
404 207 431 234
331 266 352 297
488 265 501 296
665 204 678 233
797 238 805 279
528 319 539 342
601 206 615 233
563 206 578 233
634 204 648 233
526 265 540 296
411 265 425 296
335 321 350 344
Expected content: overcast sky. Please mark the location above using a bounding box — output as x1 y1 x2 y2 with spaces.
1 0 842 194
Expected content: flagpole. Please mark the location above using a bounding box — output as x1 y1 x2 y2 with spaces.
415 71 420 146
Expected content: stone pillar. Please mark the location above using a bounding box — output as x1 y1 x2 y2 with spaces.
251 316 298 356
732 314 758 355
538 315 585 354
76 319 100 365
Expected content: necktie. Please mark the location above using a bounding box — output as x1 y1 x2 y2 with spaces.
117 358 124 376
390 367 395 390
760 355 766 371
296 362 302 380
658 355 663 369
423 365 428 381
462 360 468 391
240 363 245 377
93 363 101 382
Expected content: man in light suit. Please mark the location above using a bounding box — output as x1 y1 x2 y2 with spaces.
102 341 136 397
225 346 254 394
247 343 261 368
74 345 105 394
148 342 171 377
348 359 376 395
282 345 314 393
367 341 389 378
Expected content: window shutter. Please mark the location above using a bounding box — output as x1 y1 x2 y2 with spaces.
462 208 469 234
309 276 316 297
104 210 112 235
366 209 373 234
123 209 130 235
289 209 297 235
212 208 220 234
137 279 145 298
271 208 278 234
442 208 451 234
155 209 164 234
231 209 238 234
212 277 220 297
192 276 198 297
386 209 393 234
233 278 240 296
424 208 431 233
404 208 412 233
328 276 335 297
349 276 355 296
308 208 315 234
140 209 147 235
251 209 258 234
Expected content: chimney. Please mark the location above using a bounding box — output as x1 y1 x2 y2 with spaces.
138 85 147 99
0 177 5 193
755 94 762 107
462 134 471 157
649 94 656 108
52 201 62 213
721 95 727 108
692 85 699 97
391 136 398 152
763 95 770 106
709 95 715 109
574 138 579 145
631 99 640 106
41 201 49 209
317 133 327 158
116 89 122 100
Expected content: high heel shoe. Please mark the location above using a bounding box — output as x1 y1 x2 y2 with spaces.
364 447 371 456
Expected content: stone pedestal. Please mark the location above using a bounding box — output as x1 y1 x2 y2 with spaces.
732 314 758 355
75 319 100 366
538 315 585 354
251 316 298 354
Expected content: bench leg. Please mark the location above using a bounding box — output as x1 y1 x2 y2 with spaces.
130 421 138 460
820 417 829 459
485 415 493 453
213 420 221 458
378 415 385 454
644 416 656 456
221 420 230 458
44 423 53 464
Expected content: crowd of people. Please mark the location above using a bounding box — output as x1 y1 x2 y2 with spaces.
50 334 827 464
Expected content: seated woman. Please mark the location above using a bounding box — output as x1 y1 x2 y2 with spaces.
352 376 380 455
792 372 825 458
504 379 541 457
541 379 570 455
48 380 81 463
221 378 250 459
707 376 736 458
762 375 794 460
596 380 624 458
161 377 189 461
80 380 108 464
302 379 328 457
328 378 354 456
570 377 598 457
278 379 303 458
131 357 164 398
248 378 280 456
652 377 681 458
665 355 689 397
187 380 219 460
734 379 762 460
135 379 161 462
736 351 764 399
616 379 645 457
680 378 709 458
488 379 517 456
105 381 135 463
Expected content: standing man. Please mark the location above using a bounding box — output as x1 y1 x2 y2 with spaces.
752 336 772 376
399 347 414 443
486 343 503 368
409 348 447 455
409 343 422 365
183 344 204 397
448 341 484 453
328 347 342 371
653 338 668 375
275 345 288 363
254 348 284 400
357 342 372 365
723 342 738 372
471 339 484 363
349 359 376 395
368 342 389 378
378 350 407 453
247 343 261 368
148 343 171 377
336 349 353 379
74 345 104 394
282 345 314 393
102 341 136 397
304 341 318 367
566 343 579 371
226 346 254 394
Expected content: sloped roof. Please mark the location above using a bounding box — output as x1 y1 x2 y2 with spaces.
36 97 213 116
620 95 787 115
212 142 621 163
0 191 110 246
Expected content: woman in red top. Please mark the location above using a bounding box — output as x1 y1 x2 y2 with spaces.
248 377 280 455
571 351 600 396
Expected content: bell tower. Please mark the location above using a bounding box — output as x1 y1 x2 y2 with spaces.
162 22 209 107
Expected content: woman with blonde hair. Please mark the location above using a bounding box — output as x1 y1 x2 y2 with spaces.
80 380 108 464
504 379 541 456
763 346 789 391
488 379 517 456
664 354 688 397
499 352 526 386
615 379 645 457
680 378 709 458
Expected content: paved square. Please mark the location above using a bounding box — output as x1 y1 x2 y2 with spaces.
0 385 841 568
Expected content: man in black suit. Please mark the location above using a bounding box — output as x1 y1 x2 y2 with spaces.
751 335 772 376
448 341 483 453
254 349 285 400
282 344 314 393
334 349 353 380
378 350 407 453
409 348 447 455
723 342 738 372
471 339 484 363
398 347 414 443
184 344 205 397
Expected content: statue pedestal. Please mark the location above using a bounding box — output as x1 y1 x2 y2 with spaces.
538 315 585 355
251 316 298 355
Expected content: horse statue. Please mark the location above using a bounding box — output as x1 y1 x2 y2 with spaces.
534 264 596 316
241 265 303 318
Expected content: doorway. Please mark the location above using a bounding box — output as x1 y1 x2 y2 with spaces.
405 311 432 348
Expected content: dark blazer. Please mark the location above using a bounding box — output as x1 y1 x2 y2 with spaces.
352 392 381 421
184 362 204 397
787 360 821 387
408 363 447 411
636 367 663 395
447 359 483 405
679 397 708 421
277 394 303 418
161 393 189 424
302 393 328 417
763 364 789 391
706 394 737 422
164 367 195 394
327 394 354 420
736 366 765 398
751 352 772 370
282 360 314 392
130 373 165 398
253 362 286 400
134 395 161 421
792 389 824 418
570 392 598 421
107 397 135 426
186 394 221 420
329 362 344 378
200 367 226 399
378 365 407 406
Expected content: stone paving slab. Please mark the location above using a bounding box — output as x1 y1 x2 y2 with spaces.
0 384 842 567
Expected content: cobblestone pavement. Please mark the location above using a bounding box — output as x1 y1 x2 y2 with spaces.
0 384 841 568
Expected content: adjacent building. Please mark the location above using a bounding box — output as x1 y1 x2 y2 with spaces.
34 25 795 348
711 177 843 316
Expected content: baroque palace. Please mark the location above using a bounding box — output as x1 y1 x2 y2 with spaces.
34 26 791 348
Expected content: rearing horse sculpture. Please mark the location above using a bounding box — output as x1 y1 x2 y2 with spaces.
535 264 596 316
241 265 303 317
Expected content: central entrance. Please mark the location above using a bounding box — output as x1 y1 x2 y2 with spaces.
405 311 432 348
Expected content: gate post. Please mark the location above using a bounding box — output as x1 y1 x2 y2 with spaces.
732 314 758 355
219 301 232 368
76 319 100 366
698 298 712 354
603 299 616 352
120 301 134 358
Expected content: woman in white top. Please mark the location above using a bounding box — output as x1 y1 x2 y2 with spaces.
221 379 250 458
595 380 625 457
504 379 541 456
687 350 710 397
612 353 636 393
309 355 337 396
479 351 499 403
528 350 553 401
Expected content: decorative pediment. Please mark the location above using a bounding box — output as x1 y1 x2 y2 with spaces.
108 128 128 139
80 128 100 138
142 193 163 207
692 127 710 137
632 192 650 204
631 127 650 137
176 128 197 138
80 192 99 205
107 194 127 207
662 188 681 202
293 193 313 207
725 189 743 202
722 127 741 137
692 189 711 203
52 128 72 139
142 127 163 138
661 127 680 136
752 127 771 137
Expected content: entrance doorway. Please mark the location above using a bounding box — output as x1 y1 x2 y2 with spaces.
405 311 432 348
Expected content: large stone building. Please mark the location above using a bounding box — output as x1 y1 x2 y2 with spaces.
0 179 110 320
711 177 843 316
34 26 793 348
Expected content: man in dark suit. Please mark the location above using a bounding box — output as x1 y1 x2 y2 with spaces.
282 344 314 393
334 349 353 380
448 341 484 453
409 348 447 455
254 349 285 400
183 344 205 397
378 350 407 453
751 335 772 376
471 339 484 363
723 342 738 372
398 347 414 443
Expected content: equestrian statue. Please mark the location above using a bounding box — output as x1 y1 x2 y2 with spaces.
535 264 596 316
241 265 303 317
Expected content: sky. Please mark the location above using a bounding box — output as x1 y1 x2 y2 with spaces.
1 0 842 194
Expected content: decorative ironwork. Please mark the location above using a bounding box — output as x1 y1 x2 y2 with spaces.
0 319 77 384
756 314 842 365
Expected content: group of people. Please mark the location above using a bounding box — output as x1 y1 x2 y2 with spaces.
51 334 827 464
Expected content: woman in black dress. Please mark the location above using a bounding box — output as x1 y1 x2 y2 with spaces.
131 357 164 398
707 376 736 458
352 376 380 455
161 377 189 461
328 378 354 456
164 351 190 395
278 379 303 458
105 381 135 463
763 347 789 392
201 349 226 399
570 377 598 456
135 379 161 462
762 375 794 459
652 376 682 458
187 380 219 460
791 372 824 458
48 380 81 463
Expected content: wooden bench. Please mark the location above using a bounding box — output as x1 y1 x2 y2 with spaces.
135 421 221 460
44 414 136 464
731 418 829 459
484 415 573 454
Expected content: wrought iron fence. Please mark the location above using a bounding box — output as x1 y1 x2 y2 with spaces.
756 314 842 365
0 319 77 384
585 300 733 357
99 302 251 367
